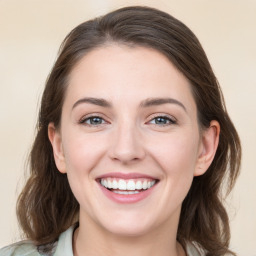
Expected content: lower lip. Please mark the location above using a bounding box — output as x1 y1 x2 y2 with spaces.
98 182 157 204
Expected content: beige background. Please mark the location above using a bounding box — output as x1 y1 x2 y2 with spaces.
0 0 255 255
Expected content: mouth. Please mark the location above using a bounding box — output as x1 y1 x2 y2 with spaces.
96 173 159 203
99 178 157 194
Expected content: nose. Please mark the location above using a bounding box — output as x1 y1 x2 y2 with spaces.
108 123 146 164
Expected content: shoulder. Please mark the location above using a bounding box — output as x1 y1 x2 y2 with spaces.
0 224 76 256
186 241 206 256
0 241 39 256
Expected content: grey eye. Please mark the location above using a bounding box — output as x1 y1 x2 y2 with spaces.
149 116 176 125
154 117 169 124
81 116 105 125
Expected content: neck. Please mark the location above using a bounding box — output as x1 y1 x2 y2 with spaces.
73 211 186 256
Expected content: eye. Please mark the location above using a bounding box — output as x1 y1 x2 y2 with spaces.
80 116 107 126
148 115 176 126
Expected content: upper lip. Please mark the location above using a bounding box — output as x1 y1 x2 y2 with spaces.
96 172 158 180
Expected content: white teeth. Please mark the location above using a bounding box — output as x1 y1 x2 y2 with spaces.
126 180 136 190
142 180 148 190
113 190 140 195
135 181 142 190
112 179 118 189
100 178 157 191
118 179 127 190
107 179 112 189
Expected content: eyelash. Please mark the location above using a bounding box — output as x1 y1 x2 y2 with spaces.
79 115 107 126
147 115 177 126
79 114 176 127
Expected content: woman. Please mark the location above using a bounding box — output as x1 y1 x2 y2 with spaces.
0 6 241 256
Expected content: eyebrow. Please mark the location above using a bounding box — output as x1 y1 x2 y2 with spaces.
72 97 187 112
72 97 112 109
140 98 187 112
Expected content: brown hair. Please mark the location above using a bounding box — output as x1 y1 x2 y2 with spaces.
17 6 241 255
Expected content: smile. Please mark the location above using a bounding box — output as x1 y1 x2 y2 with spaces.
97 174 159 203
100 178 156 194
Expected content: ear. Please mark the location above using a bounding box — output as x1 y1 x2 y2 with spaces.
48 122 67 174
194 120 220 176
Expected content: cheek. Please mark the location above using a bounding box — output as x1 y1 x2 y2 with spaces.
148 131 199 202
60 131 107 199
62 130 106 174
61 134 108 215
156 134 199 205
150 132 199 176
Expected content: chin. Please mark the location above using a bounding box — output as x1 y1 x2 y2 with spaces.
106 223 152 237
98 212 157 237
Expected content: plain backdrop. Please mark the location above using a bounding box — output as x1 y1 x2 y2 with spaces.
0 0 255 255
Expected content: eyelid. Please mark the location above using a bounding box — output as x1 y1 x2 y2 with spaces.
146 113 177 125
79 113 109 125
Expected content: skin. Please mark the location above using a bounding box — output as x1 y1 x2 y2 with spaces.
48 44 220 256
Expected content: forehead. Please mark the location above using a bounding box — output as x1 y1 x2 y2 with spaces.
65 44 196 112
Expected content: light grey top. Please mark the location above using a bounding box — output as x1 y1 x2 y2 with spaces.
0 225 203 256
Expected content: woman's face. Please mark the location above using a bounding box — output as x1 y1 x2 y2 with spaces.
50 45 212 237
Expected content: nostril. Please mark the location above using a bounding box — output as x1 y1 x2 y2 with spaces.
109 144 146 163
108 128 146 162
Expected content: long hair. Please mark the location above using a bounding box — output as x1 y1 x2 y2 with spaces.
17 6 241 255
